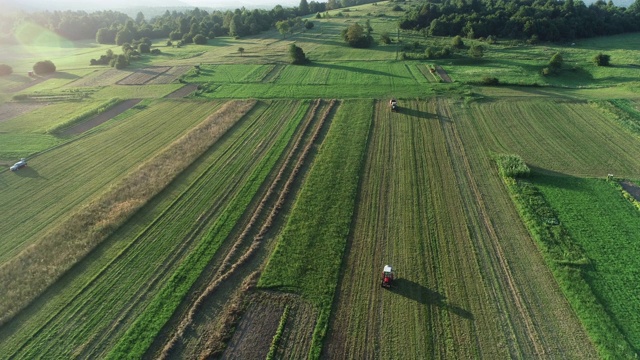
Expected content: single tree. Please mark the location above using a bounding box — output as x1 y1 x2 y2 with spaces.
238 47 245 57
276 20 291 38
0 64 12 76
138 43 151 53
289 43 309 64
549 52 563 70
33 60 56 75
342 23 373 48
593 53 611 66
299 0 310 15
305 21 314 30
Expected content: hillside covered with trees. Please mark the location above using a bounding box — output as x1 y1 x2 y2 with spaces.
400 0 640 41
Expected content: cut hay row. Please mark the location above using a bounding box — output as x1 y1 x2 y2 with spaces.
0 100 230 325
261 64 283 83
416 64 439 82
0 101 295 359
159 99 324 357
191 100 337 359
0 100 221 264
259 99 373 359
104 100 304 360
116 67 172 85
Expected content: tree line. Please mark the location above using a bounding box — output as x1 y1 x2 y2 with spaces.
0 0 378 46
399 0 640 41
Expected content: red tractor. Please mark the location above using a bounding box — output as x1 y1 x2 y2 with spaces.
381 265 394 288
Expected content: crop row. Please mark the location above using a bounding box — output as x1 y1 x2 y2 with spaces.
258 99 373 358
0 100 299 358
105 100 305 359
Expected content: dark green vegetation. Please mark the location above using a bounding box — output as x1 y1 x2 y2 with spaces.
2 0 640 359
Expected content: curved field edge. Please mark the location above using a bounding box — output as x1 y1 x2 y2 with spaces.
258 99 373 358
0 100 252 326
499 170 636 358
106 101 306 360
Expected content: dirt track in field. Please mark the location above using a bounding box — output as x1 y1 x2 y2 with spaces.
60 99 141 135
323 99 597 359
435 65 452 83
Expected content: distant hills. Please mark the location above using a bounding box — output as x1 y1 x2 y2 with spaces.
9 0 300 13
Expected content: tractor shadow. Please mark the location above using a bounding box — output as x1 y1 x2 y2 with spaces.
392 278 474 320
14 167 45 179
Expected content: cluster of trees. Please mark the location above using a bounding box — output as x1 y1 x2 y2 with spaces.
342 20 373 48
400 0 640 41
90 38 158 69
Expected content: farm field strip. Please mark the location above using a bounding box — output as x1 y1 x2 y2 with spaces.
261 64 283 83
326 99 500 359
460 99 640 177
158 99 322 357
0 100 222 265
447 99 601 357
116 66 172 85
0 102 47 123
104 100 305 360
0 100 300 359
66 68 129 88
165 100 337 359
416 64 438 82
533 175 640 352
259 99 373 358
325 98 599 359
146 66 193 84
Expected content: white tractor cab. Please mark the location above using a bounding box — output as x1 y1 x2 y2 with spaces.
381 265 395 288
10 158 27 171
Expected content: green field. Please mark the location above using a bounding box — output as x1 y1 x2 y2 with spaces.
3 1 640 358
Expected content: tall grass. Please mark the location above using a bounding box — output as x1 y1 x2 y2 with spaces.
258 99 373 359
500 170 636 358
0 100 255 326
494 153 530 178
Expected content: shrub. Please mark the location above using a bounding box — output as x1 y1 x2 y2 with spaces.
495 154 530 178
380 32 391 44
452 35 464 48
392 4 403 11
481 76 499 85
33 60 56 75
305 21 314 30
138 43 150 53
193 34 207 44
593 53 610 66
151 49 161 55
289 43 309 65
0 64 13 76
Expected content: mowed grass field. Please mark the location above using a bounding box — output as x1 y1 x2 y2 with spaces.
3 1 640 358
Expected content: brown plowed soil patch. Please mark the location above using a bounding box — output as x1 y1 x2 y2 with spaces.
146 66 193 84
166 84 198 99
0 102 47 122
117 66 172 85
68 69 128 88
60 99 141 135
221 297 285 359
435 65 452 83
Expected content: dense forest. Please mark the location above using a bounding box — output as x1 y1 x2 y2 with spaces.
400 0 640 41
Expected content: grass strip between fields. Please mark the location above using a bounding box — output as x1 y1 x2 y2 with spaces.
497 157 636 358
0 100 254 326
258 99 373 359
106 101 304 360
